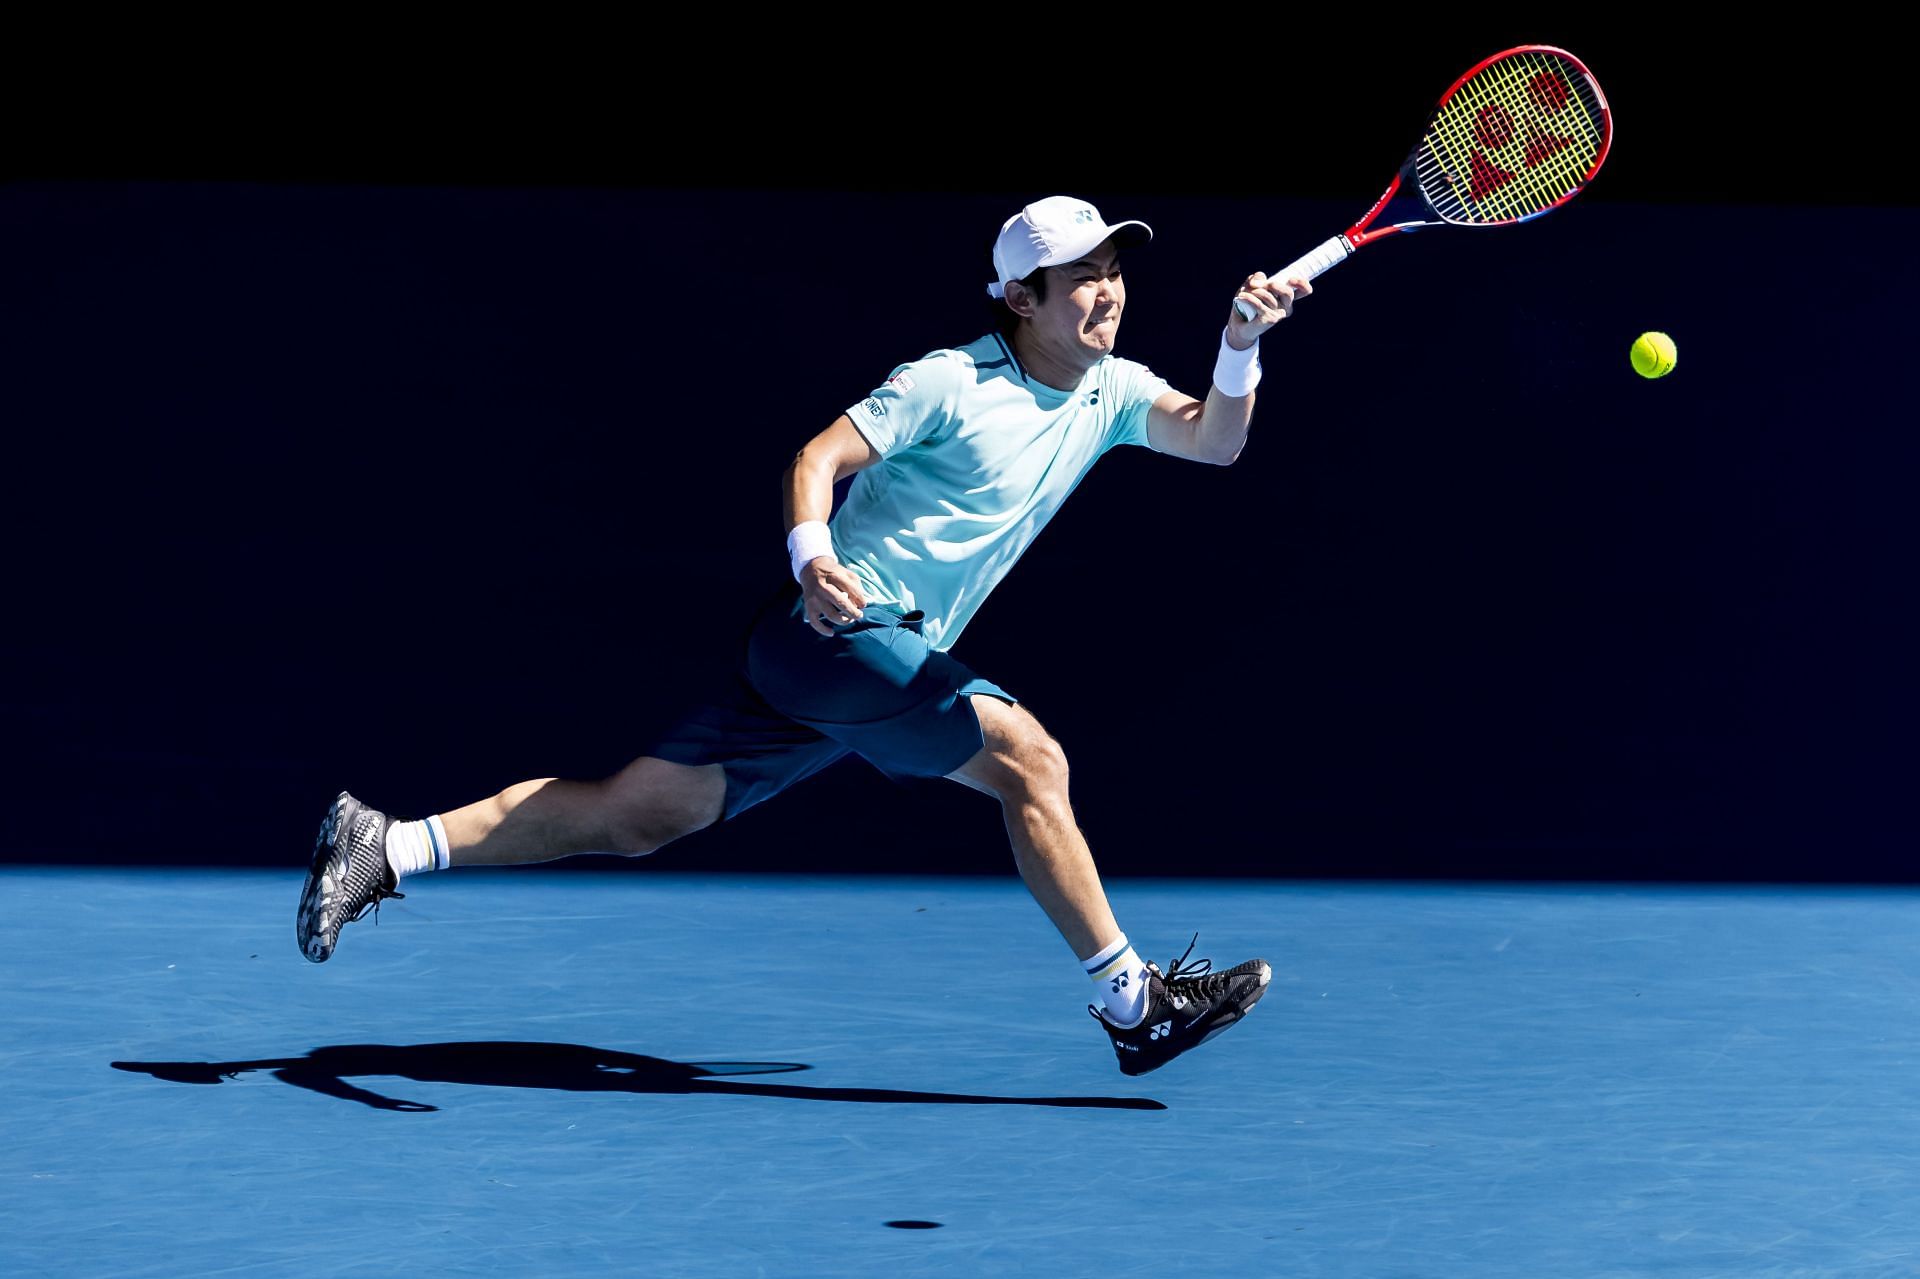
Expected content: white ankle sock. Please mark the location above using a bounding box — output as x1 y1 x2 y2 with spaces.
1084 934 1149 1026
385 815 449 880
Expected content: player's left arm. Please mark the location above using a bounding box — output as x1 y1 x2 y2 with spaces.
1146 271 1310 466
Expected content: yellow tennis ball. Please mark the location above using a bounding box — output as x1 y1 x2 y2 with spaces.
1631 331 1677 379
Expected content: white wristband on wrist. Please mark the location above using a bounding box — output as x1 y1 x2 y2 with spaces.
787 520 835 581
1213 326 1261 397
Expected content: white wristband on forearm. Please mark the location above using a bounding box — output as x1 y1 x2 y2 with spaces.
1213 327 1261 397
787 520 835 581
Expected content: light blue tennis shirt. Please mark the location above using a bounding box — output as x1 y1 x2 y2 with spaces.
832 331 1170 652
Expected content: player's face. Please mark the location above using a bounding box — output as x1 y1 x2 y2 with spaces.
1036 241 1125 355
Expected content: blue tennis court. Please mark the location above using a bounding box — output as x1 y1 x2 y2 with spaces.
7 869 1918 1276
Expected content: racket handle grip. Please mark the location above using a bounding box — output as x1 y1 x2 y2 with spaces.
1233 236 1353 320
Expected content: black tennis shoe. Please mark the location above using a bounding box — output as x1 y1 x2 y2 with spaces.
1091 936 1271 1076
296 791 404 963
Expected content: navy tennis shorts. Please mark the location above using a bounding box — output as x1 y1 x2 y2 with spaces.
640 583 1015 821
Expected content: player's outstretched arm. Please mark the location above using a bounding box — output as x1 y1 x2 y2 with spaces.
1146 272 1312 466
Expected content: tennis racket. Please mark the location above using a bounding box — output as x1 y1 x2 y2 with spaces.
1235 45 1612 318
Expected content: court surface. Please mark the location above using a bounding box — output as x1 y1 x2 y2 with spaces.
5 869 1918 1277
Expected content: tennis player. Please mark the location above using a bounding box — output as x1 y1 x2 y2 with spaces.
298 195 1311 1076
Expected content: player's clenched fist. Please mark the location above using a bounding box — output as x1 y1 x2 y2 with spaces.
1228 272 1312 344
798 558 868 635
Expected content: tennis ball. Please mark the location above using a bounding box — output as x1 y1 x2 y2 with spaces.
1631 331 1677 379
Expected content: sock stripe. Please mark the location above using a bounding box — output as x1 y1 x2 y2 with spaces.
387 816 448 879
1082 935 1130 974
425 814 449 871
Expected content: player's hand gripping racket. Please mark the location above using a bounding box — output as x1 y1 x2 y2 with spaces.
1235 45 1611 318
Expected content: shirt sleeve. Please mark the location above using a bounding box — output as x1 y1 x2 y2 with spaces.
1104 358 1173 452
845 351 961 459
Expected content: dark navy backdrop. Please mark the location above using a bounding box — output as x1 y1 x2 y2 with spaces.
4 27 1913 877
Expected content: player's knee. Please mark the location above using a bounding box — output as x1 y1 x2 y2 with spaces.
599 760 723 855
1035 734 1072 794
603 796 712 856
963 698 1071 803
1003 729 1071 801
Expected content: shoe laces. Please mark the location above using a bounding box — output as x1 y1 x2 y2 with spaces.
1156 934 1229 1001
347 876 405 926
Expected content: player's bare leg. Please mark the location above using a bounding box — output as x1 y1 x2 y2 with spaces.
297 757 725 962
441 757 727 866
947 693 1270 1073
946 694 1119 957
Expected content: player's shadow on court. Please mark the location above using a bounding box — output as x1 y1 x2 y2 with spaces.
111 1042 1166 1111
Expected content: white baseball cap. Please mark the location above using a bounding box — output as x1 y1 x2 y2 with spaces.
987 195 1153 298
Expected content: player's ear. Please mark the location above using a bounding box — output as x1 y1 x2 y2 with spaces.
1003 280 1036 318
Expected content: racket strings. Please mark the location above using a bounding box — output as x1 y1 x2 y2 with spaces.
1432 54 1594 217
1433 52 1591 217
1419 49 1608 225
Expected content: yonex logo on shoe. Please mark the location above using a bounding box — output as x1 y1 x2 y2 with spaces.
1148 1021 1172 1041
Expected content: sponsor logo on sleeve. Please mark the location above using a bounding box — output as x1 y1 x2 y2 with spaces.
863 397 886 418
885 371 916 394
